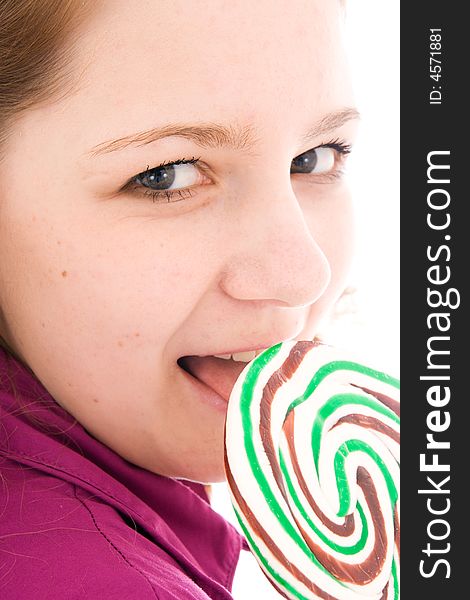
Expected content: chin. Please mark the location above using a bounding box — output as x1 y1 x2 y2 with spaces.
172 456 227 485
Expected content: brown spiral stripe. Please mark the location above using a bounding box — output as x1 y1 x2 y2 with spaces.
224 340 400 599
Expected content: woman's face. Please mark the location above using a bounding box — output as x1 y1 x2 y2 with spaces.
0 0 357 482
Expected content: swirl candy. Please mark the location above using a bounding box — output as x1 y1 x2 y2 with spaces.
224 340 400 600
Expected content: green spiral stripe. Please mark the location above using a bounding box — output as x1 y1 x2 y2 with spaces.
235 343 400 598
240 350 398 561
279 448 369 555
333 439 398 518
235 488 399 600
288 361 399 417
240 344 333 576
392 558 399 600
310 392 400 472
233 505 312 600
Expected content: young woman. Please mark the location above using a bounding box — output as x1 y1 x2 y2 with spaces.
0 1 358 597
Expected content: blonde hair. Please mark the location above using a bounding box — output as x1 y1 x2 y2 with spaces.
0 0 93 362
0 0 93 151
0 0 351 366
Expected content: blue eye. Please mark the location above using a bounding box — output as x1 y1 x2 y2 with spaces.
291 142 351 176
291 147 331 173
136 161 200 191
125 156 207 203
125 140 352 205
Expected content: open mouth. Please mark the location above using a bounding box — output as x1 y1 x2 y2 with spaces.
177 352 262 402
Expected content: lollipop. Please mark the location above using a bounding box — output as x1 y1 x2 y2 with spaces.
224 340 400 600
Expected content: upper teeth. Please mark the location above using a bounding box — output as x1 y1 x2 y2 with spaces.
214 350 259 362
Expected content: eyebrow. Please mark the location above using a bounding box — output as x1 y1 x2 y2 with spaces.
87 107 360 157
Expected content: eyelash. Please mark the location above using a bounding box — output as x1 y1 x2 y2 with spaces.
125 139 352 203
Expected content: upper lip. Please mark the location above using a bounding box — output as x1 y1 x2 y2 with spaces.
198 348 266 357
182 338 297 359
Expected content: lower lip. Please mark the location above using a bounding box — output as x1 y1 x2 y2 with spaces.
177 363 228 413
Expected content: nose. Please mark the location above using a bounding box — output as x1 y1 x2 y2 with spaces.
220 188 331 308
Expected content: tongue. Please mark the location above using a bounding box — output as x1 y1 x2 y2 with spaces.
181 356 250 401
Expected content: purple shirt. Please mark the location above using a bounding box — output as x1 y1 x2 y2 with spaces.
0 348 247 599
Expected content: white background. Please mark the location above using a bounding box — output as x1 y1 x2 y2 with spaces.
212 2 400 597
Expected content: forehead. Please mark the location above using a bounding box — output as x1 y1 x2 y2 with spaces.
70 0 350 123
8 0 353 173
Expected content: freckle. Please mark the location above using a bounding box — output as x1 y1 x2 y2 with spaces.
61 270 68 278
118 340 124 347
41 322 45 328
134 332 140 337
57 240 62 245
92 398 99 403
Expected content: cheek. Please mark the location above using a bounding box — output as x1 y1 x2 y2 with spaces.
54 226 211 349
303 185 355 285
325 204 355 287
300 186 355 336
0 200 212 364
